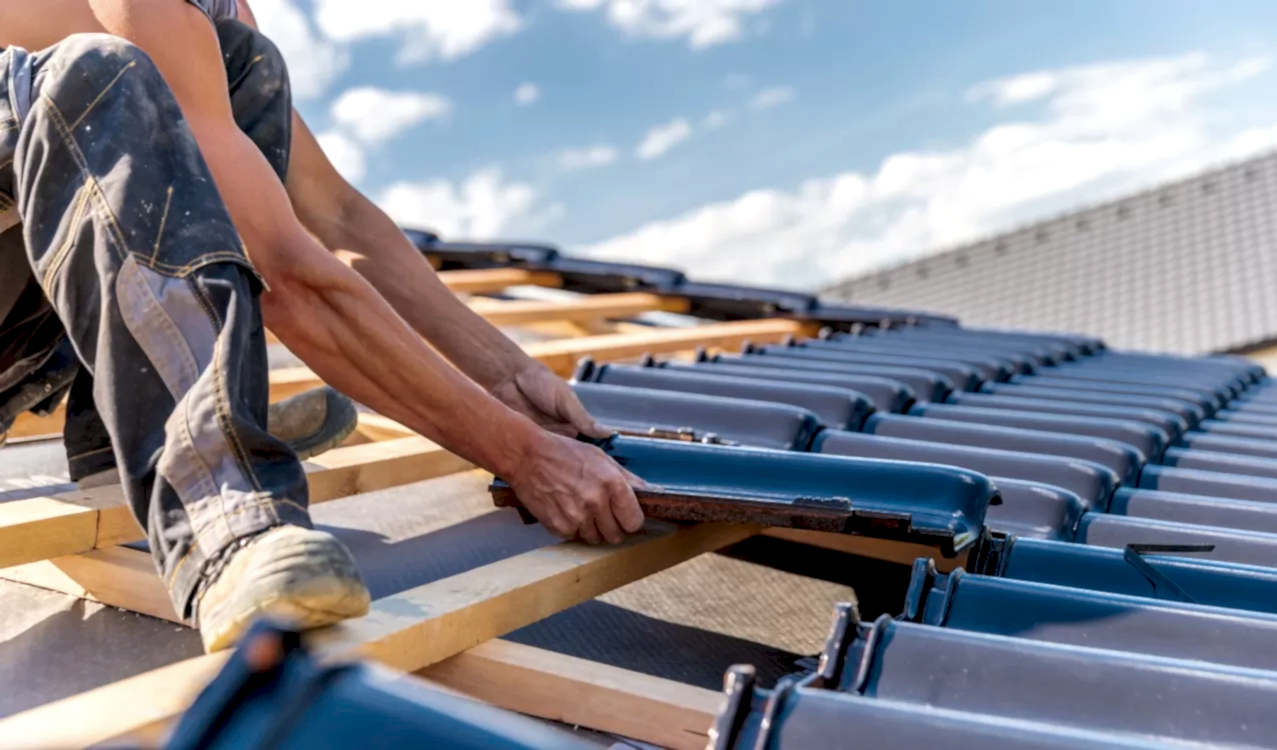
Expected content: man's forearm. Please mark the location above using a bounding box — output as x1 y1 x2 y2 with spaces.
311 188 535 390
263 229 544 476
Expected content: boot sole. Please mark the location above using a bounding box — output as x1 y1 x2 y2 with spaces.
287 389 360 461
201 583 371 653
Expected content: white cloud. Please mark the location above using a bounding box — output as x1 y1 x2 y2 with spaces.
313 0 522 64
967 72 1060 106
557 0 783 49
580 53 1276 289
378 168 554 238
636 118 693 160
750 85 796 111
702 110 731 130
250 0 350 100
315 131 368 183
514 82 541 106
558 144 620 170
329 88 452 145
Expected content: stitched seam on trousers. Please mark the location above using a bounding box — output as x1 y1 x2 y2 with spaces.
41 182 91 291
68 60 137 132
118 260 262 569
273 497 308 516
227 54 265 92
181 281 249 536
149 185 174 262
44 91 260 285
174 393 233 541
41 94 130 261
188 276 276 525
116 257 203 396
148 252 259 277
67 444 115 460
177 496 309 576
166 542 200 598
165 408 231 593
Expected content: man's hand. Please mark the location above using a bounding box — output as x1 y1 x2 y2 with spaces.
491 361 610 439
506 432 645 544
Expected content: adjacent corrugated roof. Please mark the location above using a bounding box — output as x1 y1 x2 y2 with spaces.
823 151 1277 355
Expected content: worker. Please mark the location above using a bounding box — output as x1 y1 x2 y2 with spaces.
0 0 644 652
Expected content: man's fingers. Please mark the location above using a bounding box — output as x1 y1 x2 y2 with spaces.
534 505 574 539
593 503 627 545
620 466 650 489
561 391 613 439
610 477 646 534
578 519 603 546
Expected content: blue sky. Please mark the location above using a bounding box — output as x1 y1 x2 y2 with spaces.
252 0 1277 290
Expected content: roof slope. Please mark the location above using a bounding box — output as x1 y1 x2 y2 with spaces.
824 151 1277 355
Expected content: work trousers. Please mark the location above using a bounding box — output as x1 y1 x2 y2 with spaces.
0 21 310 620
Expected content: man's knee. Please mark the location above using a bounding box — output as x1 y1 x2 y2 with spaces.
43 34 169 108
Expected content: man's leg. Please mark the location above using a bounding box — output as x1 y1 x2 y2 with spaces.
56 17 355 481
13 34 368 649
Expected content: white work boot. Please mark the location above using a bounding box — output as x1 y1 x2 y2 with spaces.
195 526 371 653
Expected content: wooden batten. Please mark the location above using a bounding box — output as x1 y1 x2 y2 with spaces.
0 437 473 570
762 527 968 573
437 268 562 295
423 640 721 750
269 319 815 395
0 521 756 749
0 542 723 749
528 318 815 376
468 292 688 327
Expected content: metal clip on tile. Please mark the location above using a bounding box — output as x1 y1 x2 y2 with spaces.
1121 543 1216 604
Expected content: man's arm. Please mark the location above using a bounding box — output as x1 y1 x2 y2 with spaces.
236 0 611 440
286 113 608 437
84 0 642 543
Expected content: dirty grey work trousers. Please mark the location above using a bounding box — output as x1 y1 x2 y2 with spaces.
0 22 311 620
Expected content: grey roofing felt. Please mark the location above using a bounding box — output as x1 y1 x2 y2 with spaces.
824 151 1277 355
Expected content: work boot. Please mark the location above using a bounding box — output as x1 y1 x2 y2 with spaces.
267 386 360 461
195 525 371 653
74 386 360 488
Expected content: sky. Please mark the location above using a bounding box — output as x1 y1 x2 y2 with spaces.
251 0 1277 291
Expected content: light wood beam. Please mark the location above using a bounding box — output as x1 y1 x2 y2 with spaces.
6 404 65 440
423 640 721 750
0 547 722 750
268 319 813 395
438 268 562 295
527 318 812 376
762 527 968 572
0 520 756 749
0 548 721 749
0 437 472 570
468 292 687 327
